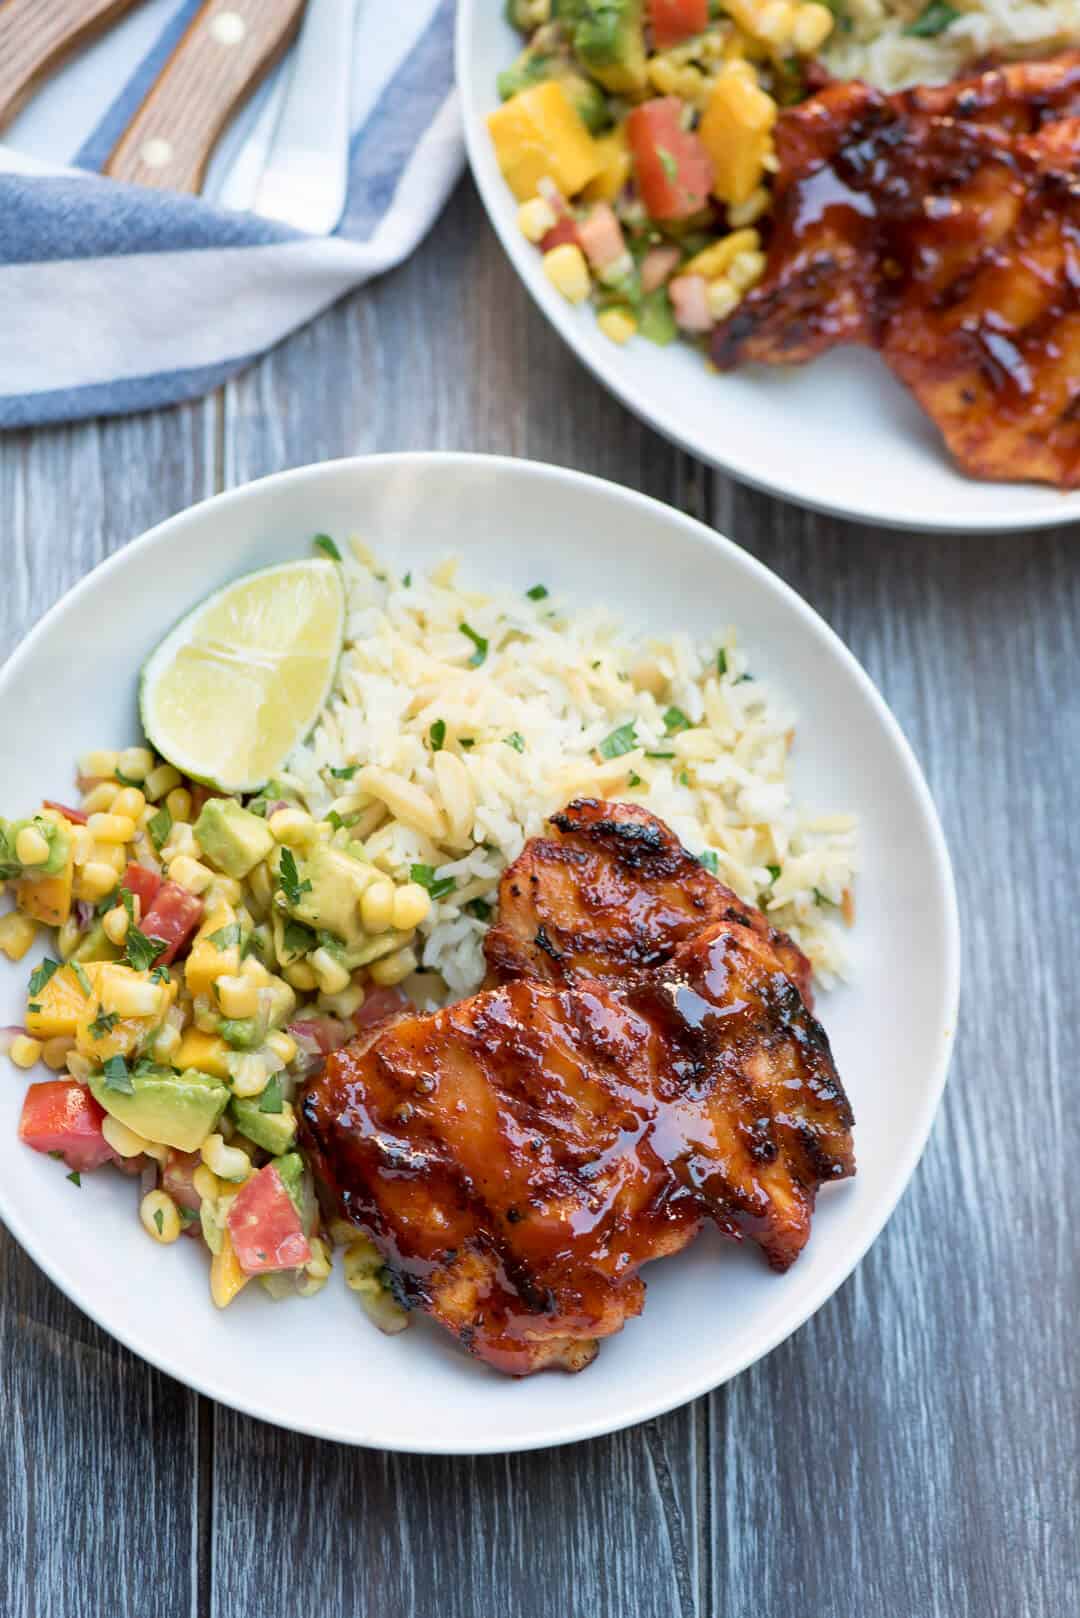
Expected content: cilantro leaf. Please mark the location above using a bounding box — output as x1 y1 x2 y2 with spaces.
259 1076 284 1114
598 722 637 760
504 732 525 753
71 962 92 997
459 623 488 667
126 926 167 973
429 719 446 753
645 750 675 760
88 1010 119 1040
526 584 548 601
277 847 311 908
66 1170 81 1188
904 0 959 34
150 964 171 984
459 738 475 749
766 863 781 883
698 851 719 875
402 571 412 587
813 887 838 908
329 765 357 781
716 649 728 678
103 1054 134 1093
628 772 642 787
410 863 456 902
326 809 359 832
207 923 241 951
663 706 691 735
147 806 172 852
28 958 60 997
465 898 492 922
313 533 342 561
153 1208 164 1235
283 919 317 957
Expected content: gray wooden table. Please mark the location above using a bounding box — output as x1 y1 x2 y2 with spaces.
1 176 1077 1618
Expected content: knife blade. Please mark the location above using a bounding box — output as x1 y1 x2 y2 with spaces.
252 0 359 236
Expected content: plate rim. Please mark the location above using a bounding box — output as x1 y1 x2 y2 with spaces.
0 452 962 1452
454 0 1080 536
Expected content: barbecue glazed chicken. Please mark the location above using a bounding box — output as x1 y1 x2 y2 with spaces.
711 54 1080 488
300 801 854 1376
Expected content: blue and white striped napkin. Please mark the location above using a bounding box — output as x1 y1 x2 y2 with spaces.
0 0 462 428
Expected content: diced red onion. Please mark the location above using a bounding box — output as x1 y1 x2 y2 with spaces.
0 1027 26 1056
267 800 290 818
75 900 95 930
140 1161 159 1198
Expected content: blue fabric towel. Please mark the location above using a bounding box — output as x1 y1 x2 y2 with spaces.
0 0 463 428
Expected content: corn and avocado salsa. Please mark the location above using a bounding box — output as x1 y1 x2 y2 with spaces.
488 0 836 348
2 746 412 1328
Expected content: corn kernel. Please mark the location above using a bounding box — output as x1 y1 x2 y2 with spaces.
369 946 418 988
283 960 318 992
87 812 136 845
102 1116 152 1158
264 1030 297 1066
70 826 94 867
517 197 557 243
144 763 182 803
360 880 395 934
79 749 119 781
15 825 51 866
0 912 38 961
96 843 128 877
42 1035 74 1071
318 983 366 1020
597 307 637 345
792 1 834 53
165 787 193 823
268 807 315 848
247 862 273 915
310 947 350 996
140 1189 181 1244
192 1166 221 1208
10 1034 42 1069
727 186 770 228
162 822 199 862
56 916 82 961
543 243 591 304
228 1053 269 1100
707 277 740 320
102 904 130 947
111 786 146 821
168 855 214 895
754 0 796 46
216 973 259 1019
391 882 432 933
81 782 120 814
728 248 767 292
117 746 154 783
66 1050 93 1082
201 1132 253 1182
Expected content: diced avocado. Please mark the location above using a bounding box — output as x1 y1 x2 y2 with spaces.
219 1016 261 1051
498 45 611 133
0 816 71 881
194 798 274 880
89 1065 229 1153
72 919 123 964
567 0 646 94
275 1151 316 1232
229 1097 298 1156
277 844 370 948
638 287 678 345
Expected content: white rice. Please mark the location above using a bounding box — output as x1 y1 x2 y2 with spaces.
825 0 1080 89
284 545 857 1001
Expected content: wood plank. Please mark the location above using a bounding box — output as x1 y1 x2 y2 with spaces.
212 176 704 1618
708 481 1080 1618
0 407 214 1618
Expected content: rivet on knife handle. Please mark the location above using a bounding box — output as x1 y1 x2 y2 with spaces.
0 0 145 135
104 0 309 196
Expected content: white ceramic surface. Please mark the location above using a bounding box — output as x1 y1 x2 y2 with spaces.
0 454 959 1452
456 3 1080 534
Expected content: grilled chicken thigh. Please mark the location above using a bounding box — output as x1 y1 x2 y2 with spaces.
299 802 854 1375
711 55 1080 487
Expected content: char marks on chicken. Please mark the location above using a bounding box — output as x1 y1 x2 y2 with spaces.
300 801 854 1375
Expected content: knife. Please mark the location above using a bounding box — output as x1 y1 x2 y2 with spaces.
104 0 308 195
0 0 146 134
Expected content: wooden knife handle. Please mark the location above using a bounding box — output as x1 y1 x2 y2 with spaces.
0 0 146 134
105 0 308 195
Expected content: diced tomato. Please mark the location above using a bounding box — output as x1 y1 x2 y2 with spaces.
352 986 409 1033
43 800 88 826
122 862 162 916
141 880 203 964
640 244 682 292
577 202 626 272
18 1080 115 1173
627 98 714 220
227 1164 311 1275
649 0 708 50
540 215 580 253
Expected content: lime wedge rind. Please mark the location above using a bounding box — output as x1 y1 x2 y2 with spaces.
139 559 346 795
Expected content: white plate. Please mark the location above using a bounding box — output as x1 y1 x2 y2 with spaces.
0 454 959 1452
456 3 1080 534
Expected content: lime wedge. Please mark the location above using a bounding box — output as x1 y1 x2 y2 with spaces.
140 559 346 794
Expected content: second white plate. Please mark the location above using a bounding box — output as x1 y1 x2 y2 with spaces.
456 2 1080 534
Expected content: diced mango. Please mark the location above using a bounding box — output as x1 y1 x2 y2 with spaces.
175 1027 231 1081
74 964 177 1062
26 962 103 1040
698 70 777 206
210 1227 249 1309
184 901 239 998
487 82 601 202
582 128 632 204
16 816 74 927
